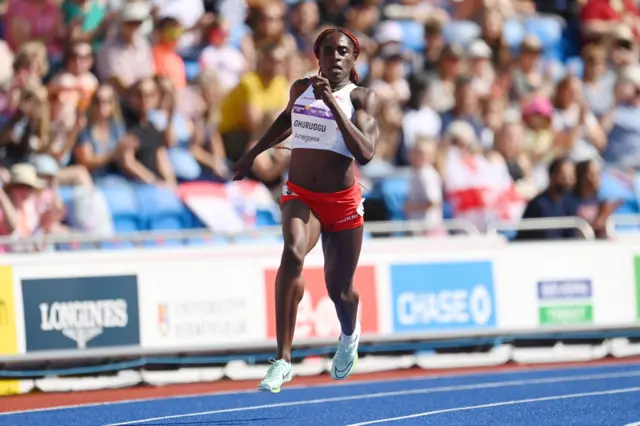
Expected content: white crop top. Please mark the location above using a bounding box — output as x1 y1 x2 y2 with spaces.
289 82 358 159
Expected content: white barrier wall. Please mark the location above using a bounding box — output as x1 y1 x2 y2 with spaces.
1 236 640 362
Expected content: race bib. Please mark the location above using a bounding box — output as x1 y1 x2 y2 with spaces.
291 104 337 147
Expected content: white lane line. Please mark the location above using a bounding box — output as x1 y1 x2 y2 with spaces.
105 370 640 425
4 360 639 416
347 386 640 425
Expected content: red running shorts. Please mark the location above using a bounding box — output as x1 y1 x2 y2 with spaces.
280 180 365 233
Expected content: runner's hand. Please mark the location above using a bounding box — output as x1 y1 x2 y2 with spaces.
310 75 336 107
232 153 256 181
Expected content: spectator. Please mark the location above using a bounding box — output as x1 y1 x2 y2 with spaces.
4 0 64 60
219 43 288 163
552 75 606 162
404 137 445 236
601 67 640 170
149 76 204 182
0 82 49 168
606 26 639 79
119 77 176 187
199 18 247 95
0 40 15 90
369 44 410 104
428 43 465 113
574 158 620 239
62 0 111 49
467 39 495 98
521 97 557 180
480 8 510 73
494 117 538 200
52 42 99 113
30 154 68 237
74 84 134 180
245 0 297 70
440 120 524 232
0 163 45 241
289 0 320 62
581 43 613 116
440 76 485 139
151 0 207 52
514 157 579 241
97 2 155 95
152 16 187 92
401 72 442 163
479 89 506 149
580 0 639 42
510 35 553 104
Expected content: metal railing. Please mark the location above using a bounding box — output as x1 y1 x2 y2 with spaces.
486 217 596 240
0 216 611 253
0 219 482 252
606 214 640 238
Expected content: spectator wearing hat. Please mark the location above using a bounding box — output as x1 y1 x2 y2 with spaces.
607 26 639 80
0 163 46 239
30 154 68 237
515 157 579 241
97 2 155 95
521 97 556 169
511 35 553 104
467 39 495 98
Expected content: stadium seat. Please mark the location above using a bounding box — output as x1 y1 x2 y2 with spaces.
380 177 410 221
443 20 480 47
97 181 141 233
502 19 525 53
398 20 425 53
134 184 187 231
184 60 201 82
524 15 564 61
564 56 584 78
443 200 454 220
255 208 280 227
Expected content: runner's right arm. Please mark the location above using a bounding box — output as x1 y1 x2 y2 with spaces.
244 78 309 159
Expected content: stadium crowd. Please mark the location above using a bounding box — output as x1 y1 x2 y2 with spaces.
0 0 638 247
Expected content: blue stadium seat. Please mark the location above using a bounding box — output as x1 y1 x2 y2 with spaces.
443 20 480 47
184 60 201 82
186 235 229 246
443 200 454 220
565 56 584 78
255 208 280 227
524 15 564 61
503 19 525 52
380 177 410 221
134 184 187 231
97 181 141 233
398 20 425 53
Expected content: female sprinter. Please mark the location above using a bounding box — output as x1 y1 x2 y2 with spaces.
233 29 380 393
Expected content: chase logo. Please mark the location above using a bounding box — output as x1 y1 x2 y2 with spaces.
390 261 496 332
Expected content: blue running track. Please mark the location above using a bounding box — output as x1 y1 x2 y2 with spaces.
2 362 640 425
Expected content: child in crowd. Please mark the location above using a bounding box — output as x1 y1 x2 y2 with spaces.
404 137 445 236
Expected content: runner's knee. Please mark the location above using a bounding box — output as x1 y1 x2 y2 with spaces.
281 234 307 273
327 284 358 306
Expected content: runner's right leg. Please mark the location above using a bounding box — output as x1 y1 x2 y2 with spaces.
258 199 321 393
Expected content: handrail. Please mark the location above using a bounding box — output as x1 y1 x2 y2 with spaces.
605 214 640 238
0 219 482 251
486 217 596 240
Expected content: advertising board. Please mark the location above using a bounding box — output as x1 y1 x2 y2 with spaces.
21 275 140 351
139 262 266 347
389 261 497 332
264 265 379 339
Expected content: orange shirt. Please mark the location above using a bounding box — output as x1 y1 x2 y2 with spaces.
152 44 187 91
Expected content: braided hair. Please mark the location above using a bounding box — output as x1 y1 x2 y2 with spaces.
313 28 361 84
